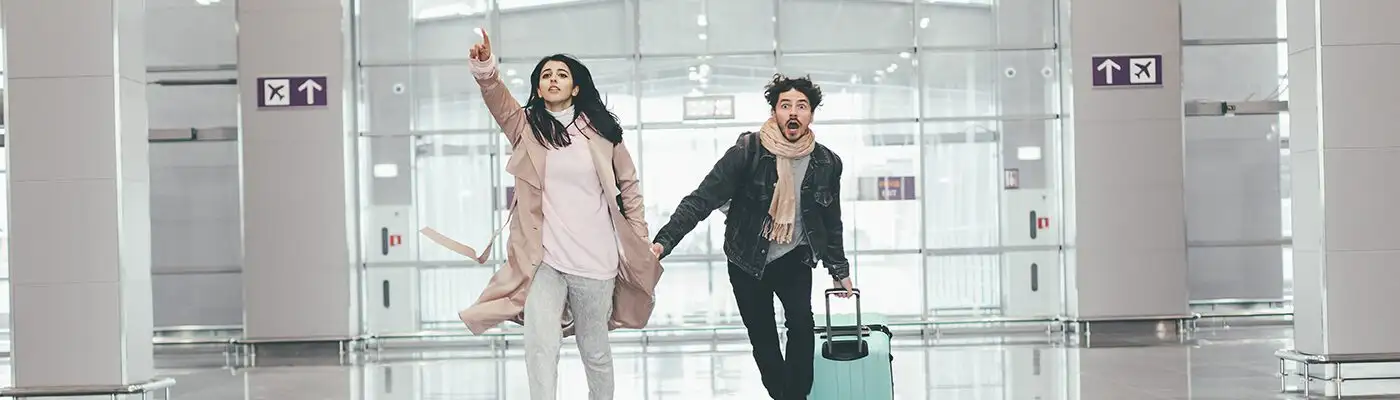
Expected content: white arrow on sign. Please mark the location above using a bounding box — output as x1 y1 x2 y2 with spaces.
298 79 324 105
1096 58 1121 84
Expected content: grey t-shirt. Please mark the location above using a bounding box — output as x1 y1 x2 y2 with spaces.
766 154 811 264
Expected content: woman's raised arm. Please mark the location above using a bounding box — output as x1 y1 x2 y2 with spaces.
468 29 528 147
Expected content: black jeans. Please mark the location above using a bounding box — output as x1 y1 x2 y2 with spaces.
730 246 815 400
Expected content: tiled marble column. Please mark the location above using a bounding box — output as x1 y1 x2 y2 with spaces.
238 0 360 340
1288 0 1400 357
1061 0 1190 319
1 0 155 388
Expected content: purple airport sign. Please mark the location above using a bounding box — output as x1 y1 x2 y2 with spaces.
257 76 329 108
1091 55 1162 87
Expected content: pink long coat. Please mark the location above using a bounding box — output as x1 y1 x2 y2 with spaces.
425 56 663 337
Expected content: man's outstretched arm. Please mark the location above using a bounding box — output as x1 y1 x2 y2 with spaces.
652 137 752 258
821 156 851 281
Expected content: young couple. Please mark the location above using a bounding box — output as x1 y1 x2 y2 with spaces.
441 30 854 400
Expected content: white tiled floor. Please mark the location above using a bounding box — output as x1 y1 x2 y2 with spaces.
6 325 1397 399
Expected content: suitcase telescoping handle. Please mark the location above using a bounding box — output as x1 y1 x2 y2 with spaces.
822 288 863 345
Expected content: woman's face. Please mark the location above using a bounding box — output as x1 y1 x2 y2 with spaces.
536 60 579 105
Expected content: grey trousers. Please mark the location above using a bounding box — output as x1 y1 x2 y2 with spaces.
524 263 617 400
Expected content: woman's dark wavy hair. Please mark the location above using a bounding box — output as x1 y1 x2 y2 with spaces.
525 54 624 148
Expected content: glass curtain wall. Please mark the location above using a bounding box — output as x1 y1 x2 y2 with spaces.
1180 0 1291 303
355 0 1062 334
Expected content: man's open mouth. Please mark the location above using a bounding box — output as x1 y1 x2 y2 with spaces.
785 121 800 130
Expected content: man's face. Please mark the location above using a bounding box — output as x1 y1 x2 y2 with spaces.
771 89 813 142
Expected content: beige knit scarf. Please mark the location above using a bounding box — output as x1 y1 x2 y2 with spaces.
758 118 816 244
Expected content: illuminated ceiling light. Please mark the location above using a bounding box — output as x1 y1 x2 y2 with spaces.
698 33 708 41
420 5 476 20
696 14 708 27
919 17 930 29
506 69 517 77
373 164 399 178
1017 146 1043 161
899 51 911 59
886 64 898 73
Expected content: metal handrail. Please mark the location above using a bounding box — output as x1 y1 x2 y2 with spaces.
0 377 174 398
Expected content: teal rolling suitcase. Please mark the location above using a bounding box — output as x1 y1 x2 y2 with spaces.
810 288 895 400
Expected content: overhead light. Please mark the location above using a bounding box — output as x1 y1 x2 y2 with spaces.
919 17 930 29
899 52 911 59
886 64 898 73
505 69 516 77
195 0 221 4
696 15 708 27
373 164 399 178
1017 146 1043 161
698 33 708 41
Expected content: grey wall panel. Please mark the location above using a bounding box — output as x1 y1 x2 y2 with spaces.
148 141 243 326
152 272 243 327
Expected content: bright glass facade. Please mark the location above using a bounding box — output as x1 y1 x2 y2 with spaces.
355 0 1063 333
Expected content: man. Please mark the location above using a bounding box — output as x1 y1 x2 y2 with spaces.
650 74 853 400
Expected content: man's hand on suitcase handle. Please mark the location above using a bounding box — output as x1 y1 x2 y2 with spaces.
832 277 854 298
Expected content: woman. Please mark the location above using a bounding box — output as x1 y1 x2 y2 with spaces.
426 29 663 400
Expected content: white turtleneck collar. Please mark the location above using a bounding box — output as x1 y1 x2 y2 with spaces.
547 104 576 127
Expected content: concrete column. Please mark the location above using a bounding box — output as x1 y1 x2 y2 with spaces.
237 0 360 340
1061 0 1189 319
2 0 154 387
1288 0 1400 359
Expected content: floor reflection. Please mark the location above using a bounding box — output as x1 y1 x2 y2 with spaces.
0 325 1356 399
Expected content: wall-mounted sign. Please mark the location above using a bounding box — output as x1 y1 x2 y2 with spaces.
1091 54 1161 87
1004 168 1020 190
682 95 736 120
857 176 917 201
877 176 916 201
258 76 329 108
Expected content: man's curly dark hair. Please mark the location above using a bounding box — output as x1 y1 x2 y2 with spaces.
763 74 823 111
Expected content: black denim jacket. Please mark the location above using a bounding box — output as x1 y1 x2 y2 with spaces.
653 132 850 280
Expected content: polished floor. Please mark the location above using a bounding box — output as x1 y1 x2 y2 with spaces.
14 324 1400 399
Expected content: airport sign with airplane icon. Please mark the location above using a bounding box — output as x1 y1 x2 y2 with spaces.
1091 55 1162 88
257 76 329 108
